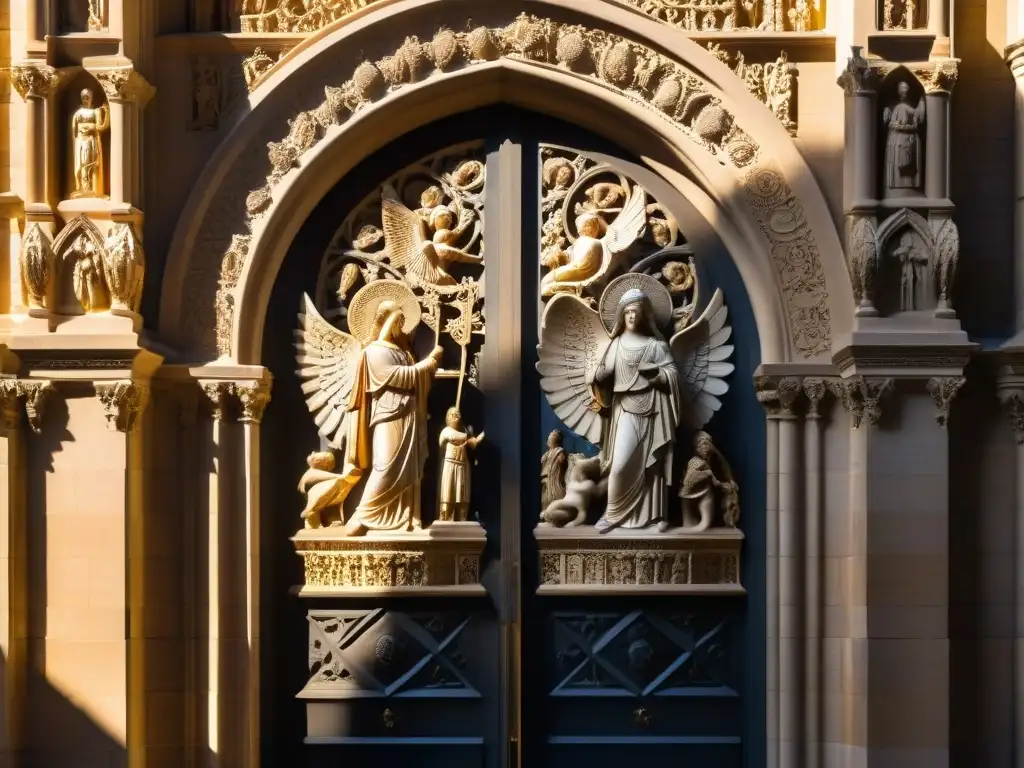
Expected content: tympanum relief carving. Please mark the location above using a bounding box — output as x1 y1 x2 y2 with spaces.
535 147 741 593
292 145 487 591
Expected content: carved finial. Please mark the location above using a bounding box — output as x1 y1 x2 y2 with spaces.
201 381 236 422
926 377 964 428
97 381 149 432
102 223 145 314
237 379 272 424
826 377 894 428
998 386 1024 444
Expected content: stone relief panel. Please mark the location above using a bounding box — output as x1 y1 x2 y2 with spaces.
706 45 797 135
621 0 824 31
291 144 487 591
237 0 376 32
190 56 223 131
301 610 480 697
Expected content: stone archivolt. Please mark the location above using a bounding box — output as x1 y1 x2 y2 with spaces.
195 11 832 362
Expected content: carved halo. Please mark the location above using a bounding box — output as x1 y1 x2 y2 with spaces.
599 272 673 333
347 279 422 344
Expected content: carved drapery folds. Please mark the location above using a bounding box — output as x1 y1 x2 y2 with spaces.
96 380 150 433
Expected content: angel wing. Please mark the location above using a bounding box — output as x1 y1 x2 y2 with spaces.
380 185 432 275
536 294 610 445
603 183 647 255
294 294 363 449
669 288 735 429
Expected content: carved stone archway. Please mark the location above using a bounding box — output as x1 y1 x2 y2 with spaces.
159 0 853 365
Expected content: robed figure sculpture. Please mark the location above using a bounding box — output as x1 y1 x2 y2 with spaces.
537 272 734 532
295 280 443 536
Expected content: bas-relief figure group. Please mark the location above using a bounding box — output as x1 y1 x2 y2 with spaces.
291 143 743 592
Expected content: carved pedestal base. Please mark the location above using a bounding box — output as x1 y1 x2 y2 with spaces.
292 521 486 596
534 526 744 595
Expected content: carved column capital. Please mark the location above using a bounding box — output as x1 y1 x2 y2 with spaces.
96 381 150 433
998 385 1024 444
0 380 56 433
826 377 894 428
926 376 964 427
201 381 237 422
754 375 805 419
7 62 62 100
93 67 155 108
0 381 22 430
914 60 959 94
237 379 272 424
837 47 881 95
802 377 832 420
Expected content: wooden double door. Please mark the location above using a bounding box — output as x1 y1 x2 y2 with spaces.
260 107 765 768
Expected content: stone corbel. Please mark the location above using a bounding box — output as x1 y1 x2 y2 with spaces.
826 377 894 428
96 380 150 433
926 376 964 427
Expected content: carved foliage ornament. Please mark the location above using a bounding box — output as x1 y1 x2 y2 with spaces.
826 377 893 428
838 50 959 96
96 380 149 433
705 45 797 135
926 376 963 428
628 0 823 31
7 63 62 100
194 14 829 363
0 380 55 433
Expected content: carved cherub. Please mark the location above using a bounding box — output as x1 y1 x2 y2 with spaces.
540 184 648 297
381 183 481 286
297 451 362 529
678 431 740 531
538 455 606 528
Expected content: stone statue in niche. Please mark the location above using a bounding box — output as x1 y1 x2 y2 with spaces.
298 451 360 529
437 407 484 523
891 231 929 311
540 429 568 508
71 89 109 199
294 282 442 536
679 431 740 530
882 81 925 195
71 233 109 311
536 273 734 532
191 56 221 131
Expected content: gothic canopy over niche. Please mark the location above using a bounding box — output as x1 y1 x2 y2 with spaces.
160 0 850 367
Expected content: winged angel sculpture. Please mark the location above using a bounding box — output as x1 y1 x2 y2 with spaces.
537 272 734 532
294 280 443 536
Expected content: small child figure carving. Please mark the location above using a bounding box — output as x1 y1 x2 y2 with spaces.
438 407 484 522
297 451 361 529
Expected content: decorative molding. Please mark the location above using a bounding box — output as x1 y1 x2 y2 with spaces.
832 345 973 374
926 376 963 427
28 358 135 370
998 386 1024 444
96 380 149 432
237 378 272 424
238 0 382 34
705 45 797 135
6 62 62 100
826 376 894 428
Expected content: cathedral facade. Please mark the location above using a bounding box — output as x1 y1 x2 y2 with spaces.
0 0 1015 766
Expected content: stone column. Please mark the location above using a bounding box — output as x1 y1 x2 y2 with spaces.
828 375 959 767
1006 42 1024 331
0 380 51 767
802 379 829 768
94 68 154 208
757 381 781 768
997 381 1024 768
8 64 60 208
758 376 807 768
198 372 270 768
923 62 958 202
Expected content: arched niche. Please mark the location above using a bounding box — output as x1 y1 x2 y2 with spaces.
878 66 928 200
157 0 852 366
60 70 111 203
874 207 937 315
50 214 106 315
